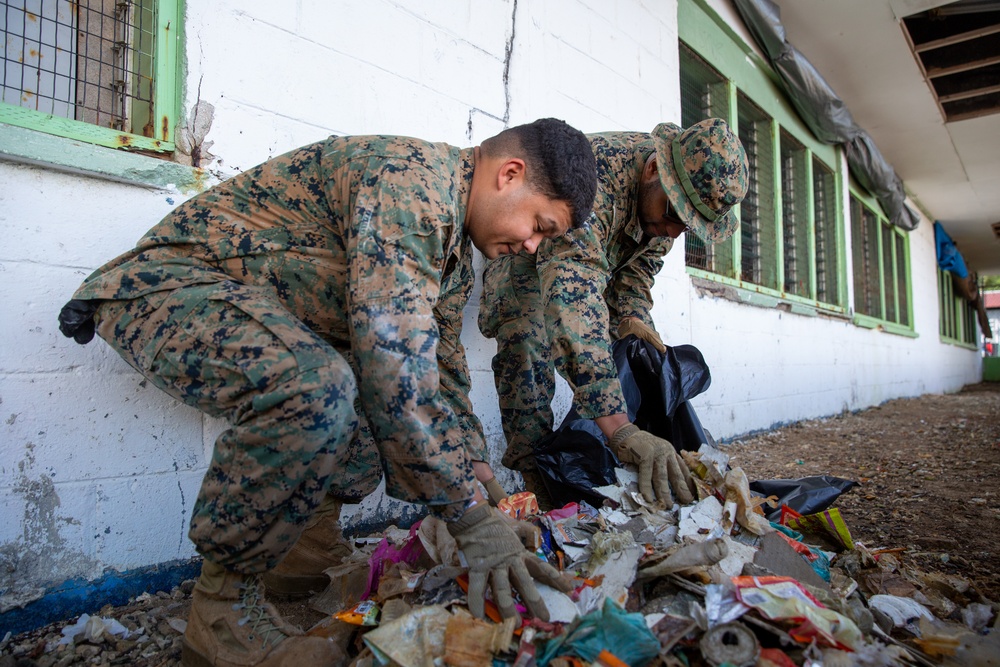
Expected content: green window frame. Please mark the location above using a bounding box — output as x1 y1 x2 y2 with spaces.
1 0 182 152
678 18 846 314
937 269 978 347
849 191 914 334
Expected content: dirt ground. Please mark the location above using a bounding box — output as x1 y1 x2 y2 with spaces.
724 381 1000 603
3 382 998 665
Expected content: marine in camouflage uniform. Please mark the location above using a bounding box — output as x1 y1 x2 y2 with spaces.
59 120 597 666
479 119 748 507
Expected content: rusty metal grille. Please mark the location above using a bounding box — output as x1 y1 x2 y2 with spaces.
894 232 910 326
737 94 777 289
680 42 735 277
2 0 157 136
813 158 839 306
881 220 898 322
851 197 883 318
781 130 811 298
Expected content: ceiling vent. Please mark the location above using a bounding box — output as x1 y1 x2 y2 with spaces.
901 0 1000 123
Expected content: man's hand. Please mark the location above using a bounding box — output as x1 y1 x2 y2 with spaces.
58 299 100 345
610 424 695 506
618 317 666 353
448 503 572 621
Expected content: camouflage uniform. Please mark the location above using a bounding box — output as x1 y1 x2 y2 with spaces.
479 132 672 471
71 136 485 573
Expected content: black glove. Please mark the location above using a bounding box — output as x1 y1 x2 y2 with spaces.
58 299 100 344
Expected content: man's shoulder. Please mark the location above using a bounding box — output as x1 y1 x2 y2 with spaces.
324 135 458 171
587 131 652 152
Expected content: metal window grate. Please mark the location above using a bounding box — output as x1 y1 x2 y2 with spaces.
894 233 909 326
781 131 811 298
881 220 898 323
851 196 880 318
813 158 839 306
2 0 157 136
680 43 734 277
737 94 777 289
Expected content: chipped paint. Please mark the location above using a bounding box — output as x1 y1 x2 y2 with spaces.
0 445 96 614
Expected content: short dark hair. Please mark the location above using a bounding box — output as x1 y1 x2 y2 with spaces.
481 118 597 228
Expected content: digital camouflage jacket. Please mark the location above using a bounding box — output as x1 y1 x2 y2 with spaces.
535 131 673 419
73 136 485 515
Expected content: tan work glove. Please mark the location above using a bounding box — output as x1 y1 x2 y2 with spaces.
482 476 508 507
618 317 666 353
448 503 572 621
610 424 695 506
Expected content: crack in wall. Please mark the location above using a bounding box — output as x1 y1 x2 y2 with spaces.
466 0 518 142
502 0 518 127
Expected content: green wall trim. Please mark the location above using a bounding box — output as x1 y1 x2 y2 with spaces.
0 123 211 193
939 335 979 351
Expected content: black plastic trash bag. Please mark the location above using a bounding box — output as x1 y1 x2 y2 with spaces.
614 337 713 452
533 421 620 509
749 475 859 520
533 336 715 504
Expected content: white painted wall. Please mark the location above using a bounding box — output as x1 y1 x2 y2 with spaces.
0 0 979 611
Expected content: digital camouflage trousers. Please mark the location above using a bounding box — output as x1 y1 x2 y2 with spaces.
95 281 382 574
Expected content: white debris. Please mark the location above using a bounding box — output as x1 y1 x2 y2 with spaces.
59 614 134 645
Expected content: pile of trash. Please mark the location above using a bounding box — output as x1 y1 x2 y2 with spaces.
302 443 1000 667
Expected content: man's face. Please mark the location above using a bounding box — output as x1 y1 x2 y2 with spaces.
638 159 689 240
469 180 573 260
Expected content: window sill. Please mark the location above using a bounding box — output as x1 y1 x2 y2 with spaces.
939 336 978 350
0 123 211 193
689 271 849 321
852 313 918 338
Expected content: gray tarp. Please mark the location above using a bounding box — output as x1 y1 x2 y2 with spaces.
732 0 921 231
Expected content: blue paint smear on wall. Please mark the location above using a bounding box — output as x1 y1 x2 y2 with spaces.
0 558 200 637
0 508 426 636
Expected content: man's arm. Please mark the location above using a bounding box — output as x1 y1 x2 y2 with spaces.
432 246 490 463
612 238 672 351
611 238 670 327
347 158 477 521
536 220 627 421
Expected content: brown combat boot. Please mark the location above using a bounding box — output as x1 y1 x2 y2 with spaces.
262 497 353 598
182 560 345 667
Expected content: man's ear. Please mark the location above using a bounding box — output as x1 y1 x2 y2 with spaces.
496 158 527 191
643 154 659 181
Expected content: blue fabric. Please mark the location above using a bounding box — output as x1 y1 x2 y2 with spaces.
934 221 968 278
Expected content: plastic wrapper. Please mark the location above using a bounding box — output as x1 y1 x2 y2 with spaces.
364 523 427 599
536 598 660 667
782 506 855 551
498 491 541 520
59 614 134 644
362 604 449 667
731 576 862 650
336 600 380 626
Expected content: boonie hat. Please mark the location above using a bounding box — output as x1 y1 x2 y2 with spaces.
652 118 748 243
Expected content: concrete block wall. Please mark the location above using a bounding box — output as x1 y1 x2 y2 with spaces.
0 0 979 626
